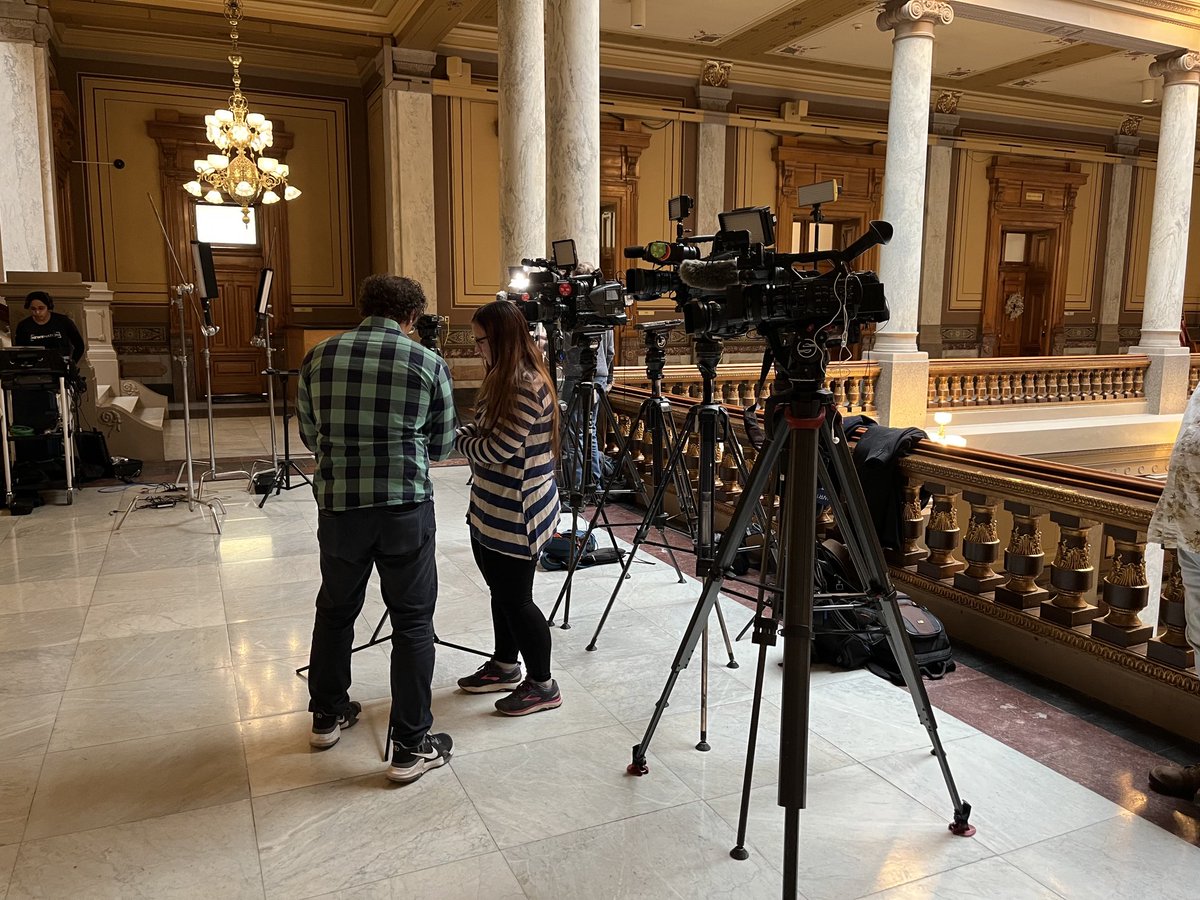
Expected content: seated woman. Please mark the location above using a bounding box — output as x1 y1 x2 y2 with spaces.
455 299 563 715
16 291 85 364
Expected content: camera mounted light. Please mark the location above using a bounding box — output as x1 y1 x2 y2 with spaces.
508 266 531 291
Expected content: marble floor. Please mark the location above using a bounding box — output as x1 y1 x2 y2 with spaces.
1 468 1199 899
162 415 308 464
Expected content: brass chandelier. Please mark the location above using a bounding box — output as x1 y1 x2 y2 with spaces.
183 0 300 223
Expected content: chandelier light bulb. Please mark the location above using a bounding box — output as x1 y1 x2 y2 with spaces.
235 180 255 197
207 153 228 169
204 190 224 204
231 124 251 144
216 108 234 123
193 159 208 173
247 112 265 127
276 164 289 178
284 185 302 201
183 180 203 197
261 190 280 204
257 157 277 172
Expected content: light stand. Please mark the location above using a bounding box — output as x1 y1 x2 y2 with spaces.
250 304 311 507
196 303 252 497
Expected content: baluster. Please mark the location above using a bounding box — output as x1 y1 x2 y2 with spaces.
1091 527 1154 646
937 375 950 407
718 443 741 502
685 434 701 486
1041 514 1101 626
1147 550 1196 669
963 374 977 406
988 372 1002 404
738 380 750 405
1022 372 1035 403
864 374 877 413
831 378 847 411
1086 368 1100 401
1033 370 1046 402
629 420 646 467
1067 368 1080 402
1000 372 1014 404
917 486 967 580
1100 367 1113 400
954 493 1006 593
928 373 938 408
995 503 1050 609
688 383 700 399
1133 365 1145 399
886 480 929 567
847 377 862 413
950 375 964 406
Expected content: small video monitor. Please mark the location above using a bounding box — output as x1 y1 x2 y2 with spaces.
718 207 776 247
552 239 577 269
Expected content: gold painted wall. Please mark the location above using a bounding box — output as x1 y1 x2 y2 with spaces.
948 151 990 311
1126 164 1200 314
1066 161 1102 312
446 96 502 315
731 126 777 210
636 119 683 247
366 90 387 276
81 76 354 310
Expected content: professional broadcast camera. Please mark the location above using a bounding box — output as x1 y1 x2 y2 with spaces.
415 314 447 355
508 238 628 334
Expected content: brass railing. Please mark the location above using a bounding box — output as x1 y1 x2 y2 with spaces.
606 384 1199 739
612 360 880 415
927 356 1148 408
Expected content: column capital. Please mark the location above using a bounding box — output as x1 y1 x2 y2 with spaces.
877 1 953 37
0 0 52 46
1150 50 1200 86
380 47 436 92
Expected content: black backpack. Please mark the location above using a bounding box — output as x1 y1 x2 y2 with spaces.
811 540 956 682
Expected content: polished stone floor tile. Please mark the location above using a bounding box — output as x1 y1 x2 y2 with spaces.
502 801 781 899
79 592 227 642
0 843 16 897
220 554 323 591
254 770 495 899
0 575 95 616
807 673 978 763
0 514 114 558
1005 810 1200 900
451 723 696 848
0 757 42 845
233 646 393 721
50 669 241 752
90 564 223 606
7 800 264 900
101 531 220 575
0 549 106 586
224 578 321 624
24 723 250 840
0 644 75 697
317 851 524 900
0 607 86 653
66 625 232 689
861 856 1064 899
228 613 322 666
706 765 993 900
723 647 878 700
0 693 61 761
241 703 391 796
867 732 1122 855
217 530 319 564
621 696 853 800
429 669 618 758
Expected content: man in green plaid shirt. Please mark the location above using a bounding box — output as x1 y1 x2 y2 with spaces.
297 274 458 782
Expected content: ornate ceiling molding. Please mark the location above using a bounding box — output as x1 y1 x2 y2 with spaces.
1149 48 1200 83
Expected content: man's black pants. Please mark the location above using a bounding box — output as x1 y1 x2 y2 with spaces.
308 501 437 747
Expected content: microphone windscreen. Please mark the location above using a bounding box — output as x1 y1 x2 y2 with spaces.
679 258 740 291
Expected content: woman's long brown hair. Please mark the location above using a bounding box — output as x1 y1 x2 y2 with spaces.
472 300 560 456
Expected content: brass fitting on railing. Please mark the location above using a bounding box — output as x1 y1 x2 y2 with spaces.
1042 514 1101 626
954 492 1006 593
1148 549 1196 670
995 503 1049 609
918 486 966 581
1091 528 1153 647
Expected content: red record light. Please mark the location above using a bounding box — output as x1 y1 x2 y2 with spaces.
558 282 573 298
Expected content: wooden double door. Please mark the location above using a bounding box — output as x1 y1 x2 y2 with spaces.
996 230 1054 357
194 246 269 397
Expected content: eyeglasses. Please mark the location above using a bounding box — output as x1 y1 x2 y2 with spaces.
474 336 488 345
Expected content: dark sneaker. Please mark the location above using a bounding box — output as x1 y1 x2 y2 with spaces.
310 701 361 749
387 732 453 783
457 660 523 694
1149 763 1200 799
495 679 562 716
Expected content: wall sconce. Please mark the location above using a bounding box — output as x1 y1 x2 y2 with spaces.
631 0 646 29
929 411 967 447
1141 78 1157 105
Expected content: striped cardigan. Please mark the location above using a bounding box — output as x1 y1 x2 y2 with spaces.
456 375 560 560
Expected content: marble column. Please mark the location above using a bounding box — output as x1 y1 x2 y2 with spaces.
1130 50 1200 414
498 0 546 276
1097 133 1139 354
379 48 438 304
0 0 59 276
872 1 953 426
918 110 959 358
545 0 600 266
695 70 732 236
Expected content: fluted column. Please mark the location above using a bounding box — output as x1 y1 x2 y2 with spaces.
498 0 546 274
872 1 953 426
1130 50 1200 414
545 0 600 265
0 0 59 275
379 49 437 301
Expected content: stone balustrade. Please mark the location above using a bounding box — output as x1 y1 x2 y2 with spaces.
605 383 1199 740
926 356 1147 408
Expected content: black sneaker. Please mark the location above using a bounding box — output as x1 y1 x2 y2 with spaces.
494 679 562 716
457 660 523 693
310 701 361 749
387 732 453 783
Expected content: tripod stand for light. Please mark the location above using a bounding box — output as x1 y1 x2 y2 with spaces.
625 334 974 899
250 305 311 508
190 309 252 497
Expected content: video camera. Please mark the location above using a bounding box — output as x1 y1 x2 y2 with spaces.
508 238 628 334
415 314 447 355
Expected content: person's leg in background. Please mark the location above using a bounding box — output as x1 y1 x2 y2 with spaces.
559 376 584 496
456 536 527 694
1148 545 1200 802
307 508 375 747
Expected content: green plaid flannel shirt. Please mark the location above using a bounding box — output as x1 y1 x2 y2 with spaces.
297 316 456 511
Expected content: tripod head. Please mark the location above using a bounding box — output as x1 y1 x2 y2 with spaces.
570 327 605 385
692 335 725 405
636 318 680 387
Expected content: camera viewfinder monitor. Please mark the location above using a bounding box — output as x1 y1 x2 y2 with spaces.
255 267 274 316
551 239 577 270
718 207 776 247
190 241 219 300
667 194 693 222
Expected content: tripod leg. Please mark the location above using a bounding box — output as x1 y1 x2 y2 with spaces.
629 420 788 774
818 416 974 837
712 597 739 669
697 626 710 752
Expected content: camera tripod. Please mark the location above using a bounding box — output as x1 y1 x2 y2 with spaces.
546 329 651 630
250 308 312 508
625 337 974 898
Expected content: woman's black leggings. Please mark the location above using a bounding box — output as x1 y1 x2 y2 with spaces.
470 537 553 682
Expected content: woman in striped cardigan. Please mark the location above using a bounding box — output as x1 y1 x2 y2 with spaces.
455 300 563 715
